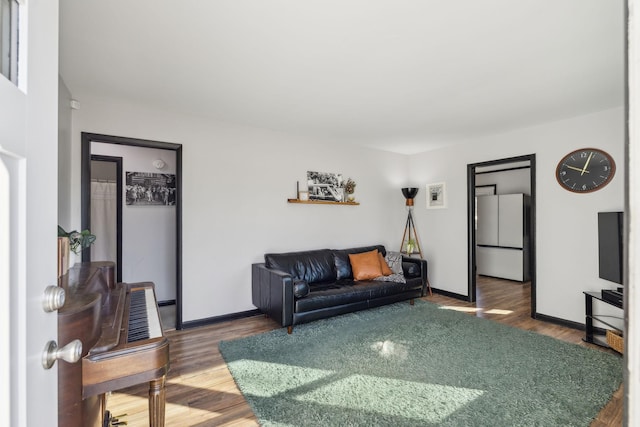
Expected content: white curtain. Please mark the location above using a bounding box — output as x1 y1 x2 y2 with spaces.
91 181 117 263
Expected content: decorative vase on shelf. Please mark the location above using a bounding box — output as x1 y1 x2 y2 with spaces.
343 178 356 203
405 239 416 255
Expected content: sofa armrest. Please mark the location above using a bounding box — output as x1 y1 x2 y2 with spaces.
252 263 295 327
402 256 428 295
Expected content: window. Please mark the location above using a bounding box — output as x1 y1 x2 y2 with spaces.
0 0 19 85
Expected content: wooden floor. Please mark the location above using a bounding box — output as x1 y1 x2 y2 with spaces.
108 276 623 426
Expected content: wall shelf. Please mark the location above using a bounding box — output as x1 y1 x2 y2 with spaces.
287 198 359 206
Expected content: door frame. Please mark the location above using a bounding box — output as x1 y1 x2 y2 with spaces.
90 155 123 282
467 153 536 316
81 133 184 329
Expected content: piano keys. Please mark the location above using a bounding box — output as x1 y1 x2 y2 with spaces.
58 262 170 427
127 287 163 342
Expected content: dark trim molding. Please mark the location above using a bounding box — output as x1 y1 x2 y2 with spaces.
467 164 476 303
176 145 183 329
89 154 123 282
82 132 181 150
477 244 524 250
534 313 584 331
477 274 528 283
158 299 176 307
431 288 469 301
467 154 537 312
181 309 262 329
476 165 531 175
530 155 537 316
81 132 184 330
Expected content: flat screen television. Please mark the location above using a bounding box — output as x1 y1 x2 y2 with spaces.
598 211 624 285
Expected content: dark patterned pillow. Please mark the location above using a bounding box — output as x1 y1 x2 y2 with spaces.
374 272 406 283
374 251 406 283
385 251 404 274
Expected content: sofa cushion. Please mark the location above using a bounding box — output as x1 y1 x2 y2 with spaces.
374 273 406 283
349 250 383 280
265 249 336 284
333 245 387 280
295 281 371 312
402 261 421 278
378 252 393 276
293 280 310 298
385 251 404 274
366 279 420 298
295 279 421 313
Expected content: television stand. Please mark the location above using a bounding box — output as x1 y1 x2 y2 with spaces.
583 291 623 349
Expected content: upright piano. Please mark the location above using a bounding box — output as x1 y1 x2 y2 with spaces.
58 262 170 427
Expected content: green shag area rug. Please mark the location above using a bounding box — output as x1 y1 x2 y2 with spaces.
219 300 622 426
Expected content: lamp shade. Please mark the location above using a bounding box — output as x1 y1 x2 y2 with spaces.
401 187 419 200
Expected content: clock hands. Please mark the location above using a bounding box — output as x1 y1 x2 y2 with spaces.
564 165 589 174
580 152 593 176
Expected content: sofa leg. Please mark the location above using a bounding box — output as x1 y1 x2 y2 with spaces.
410 299 414 305
287 326 293 334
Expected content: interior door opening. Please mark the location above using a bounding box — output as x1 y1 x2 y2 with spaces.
81 133 183 330
90 155 123 282
467 154 536 317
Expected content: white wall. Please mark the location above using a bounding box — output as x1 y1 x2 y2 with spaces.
68 96 410 322
63 98 625 326
409 107 625 323
476 167 530 195
58 77 73 229
91 142 177 302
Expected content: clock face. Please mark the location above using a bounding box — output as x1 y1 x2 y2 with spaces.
556 148 615 193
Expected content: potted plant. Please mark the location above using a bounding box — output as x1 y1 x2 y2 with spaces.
58 226 96 254
406 238 416 255
57 226 96 277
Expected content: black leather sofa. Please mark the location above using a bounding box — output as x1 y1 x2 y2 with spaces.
252 245 427 333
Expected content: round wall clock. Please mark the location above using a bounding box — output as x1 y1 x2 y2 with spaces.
555 148 616 193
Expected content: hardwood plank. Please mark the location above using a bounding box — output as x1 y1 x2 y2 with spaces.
107 276 622 426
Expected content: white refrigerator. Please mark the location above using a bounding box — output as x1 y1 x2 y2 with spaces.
476 194 530 281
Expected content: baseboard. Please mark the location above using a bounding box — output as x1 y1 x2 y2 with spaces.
181 309 262 329
158 299 176 307
431 288 469 301
534 312 584 331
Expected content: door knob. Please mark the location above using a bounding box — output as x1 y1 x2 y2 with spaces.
42 285 66 312
42 339 82 369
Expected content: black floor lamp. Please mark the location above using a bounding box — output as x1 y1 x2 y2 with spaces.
400 187 423 258
400 187 432 296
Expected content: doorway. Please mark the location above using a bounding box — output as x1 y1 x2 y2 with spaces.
81 133 183 329
467 154 536 316
90 155 123 282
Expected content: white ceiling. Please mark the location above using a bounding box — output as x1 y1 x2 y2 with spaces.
59 0 625 154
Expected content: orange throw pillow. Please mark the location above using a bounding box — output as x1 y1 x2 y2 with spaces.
378 252 393 276
349 250 383 280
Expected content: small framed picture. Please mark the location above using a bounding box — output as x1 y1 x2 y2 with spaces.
426 182 447 209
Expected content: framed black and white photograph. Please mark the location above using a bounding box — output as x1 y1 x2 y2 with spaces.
307 171 344 202
426 182 447 209
126 172 177 206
